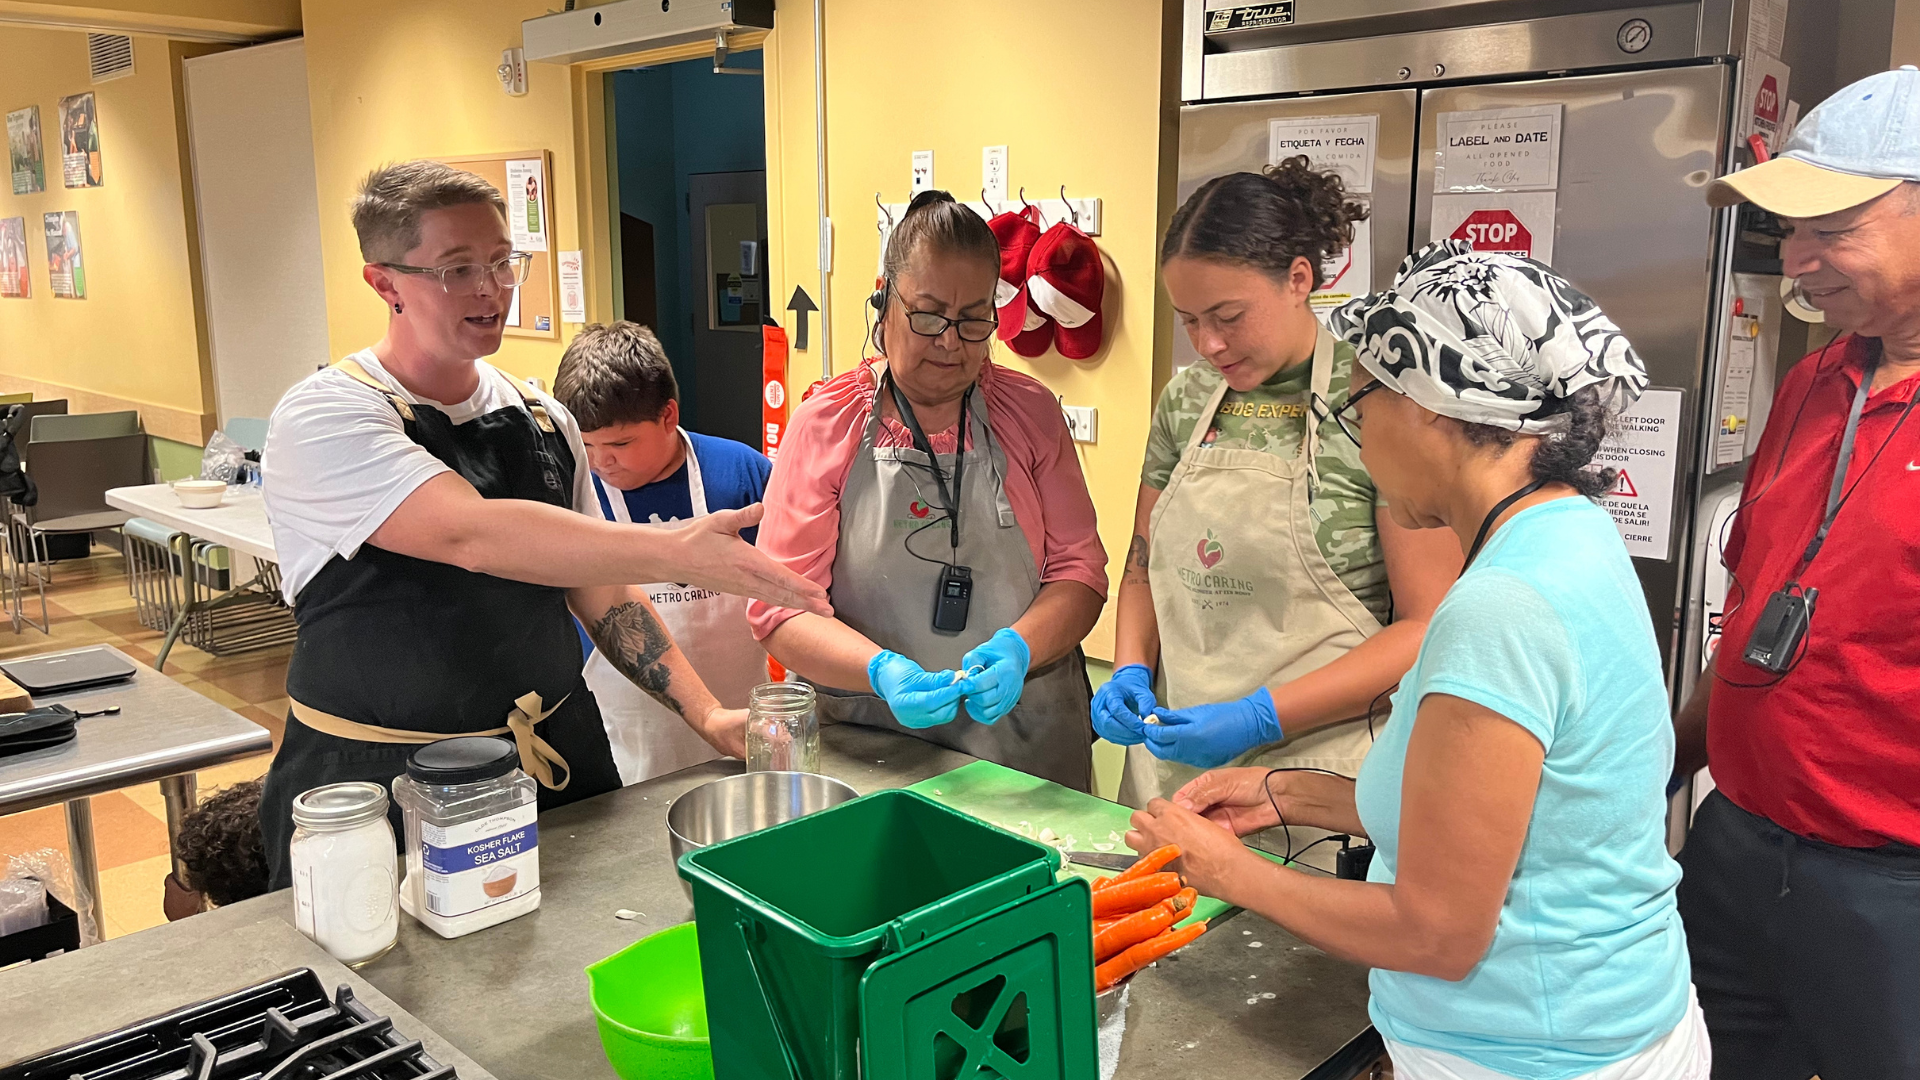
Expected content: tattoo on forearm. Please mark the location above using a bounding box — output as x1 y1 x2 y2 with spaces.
1123 534 1151 585
590 601 687 718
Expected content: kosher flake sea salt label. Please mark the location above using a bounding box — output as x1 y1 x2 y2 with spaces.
420 805 539 917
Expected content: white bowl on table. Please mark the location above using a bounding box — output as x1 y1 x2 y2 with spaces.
171 479 228 509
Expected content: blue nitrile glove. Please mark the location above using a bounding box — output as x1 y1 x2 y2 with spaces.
1090 664 1157 745
869 650 966 729
957 627 1031 724
1143 687 1282 769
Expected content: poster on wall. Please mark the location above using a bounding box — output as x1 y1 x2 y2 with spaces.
557 249 585 323
58 92 101 188
1268 114 1379 193
43 210 84 298
1738 54 1791 155
1594 387 1683 560
503 157 546 252
8 107 44 195
1429 191 1557 264
1434 104 1562 193
0 217 29 298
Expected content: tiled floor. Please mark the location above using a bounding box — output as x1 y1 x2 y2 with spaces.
0 549 287 940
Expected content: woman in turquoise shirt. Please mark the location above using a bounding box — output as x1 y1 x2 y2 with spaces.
1127 242 1706 1080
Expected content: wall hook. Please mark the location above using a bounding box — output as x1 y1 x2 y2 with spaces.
876 192 893 228
1060 185 1080 227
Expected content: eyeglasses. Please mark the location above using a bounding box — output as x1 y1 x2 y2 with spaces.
904 308 999 343
1330 381 1385 448
379 253 533 295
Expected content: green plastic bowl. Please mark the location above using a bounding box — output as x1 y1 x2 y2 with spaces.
586 922 713 1080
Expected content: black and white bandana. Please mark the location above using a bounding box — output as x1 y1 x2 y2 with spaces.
1326 241 1649 433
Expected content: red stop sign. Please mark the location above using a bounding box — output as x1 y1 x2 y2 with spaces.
1451 209 1532 257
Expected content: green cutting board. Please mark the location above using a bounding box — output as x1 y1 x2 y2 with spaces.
907 760 1253 926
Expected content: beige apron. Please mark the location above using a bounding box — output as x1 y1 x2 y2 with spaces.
1120 327 1383 809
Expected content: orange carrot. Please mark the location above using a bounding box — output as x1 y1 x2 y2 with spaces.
1094 921 1208 991
1165 887 1198 916
1093 915 1127 934
1090 872 1182 918
1092 876 1112 891
1105 845 1181 889
1094 903 1175 962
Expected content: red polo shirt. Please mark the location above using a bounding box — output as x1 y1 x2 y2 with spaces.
1710 334 1920 848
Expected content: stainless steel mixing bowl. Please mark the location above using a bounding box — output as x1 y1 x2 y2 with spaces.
666 771 860 901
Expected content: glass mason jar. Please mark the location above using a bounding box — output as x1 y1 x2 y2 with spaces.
746 681 819 773
289 781 398 968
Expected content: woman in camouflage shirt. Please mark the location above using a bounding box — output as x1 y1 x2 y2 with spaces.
1099 159 1461 813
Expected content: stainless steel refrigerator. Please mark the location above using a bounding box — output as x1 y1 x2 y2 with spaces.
1175 0 1879 715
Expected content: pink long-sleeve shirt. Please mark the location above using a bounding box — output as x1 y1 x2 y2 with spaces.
747 359 1107 641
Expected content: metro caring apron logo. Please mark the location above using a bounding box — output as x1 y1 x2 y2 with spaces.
893 498 949 530
1178 529 1254 600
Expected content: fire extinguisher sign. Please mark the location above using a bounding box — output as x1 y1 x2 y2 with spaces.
1429 191 1558 264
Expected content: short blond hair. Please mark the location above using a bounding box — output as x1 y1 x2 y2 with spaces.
351 160 505 263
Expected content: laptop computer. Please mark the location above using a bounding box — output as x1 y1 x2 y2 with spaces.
0 647 137 695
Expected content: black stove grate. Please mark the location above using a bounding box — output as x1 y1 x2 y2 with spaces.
0 969 458 1080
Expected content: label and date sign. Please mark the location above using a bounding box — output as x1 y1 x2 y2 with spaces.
1434 104 1564 193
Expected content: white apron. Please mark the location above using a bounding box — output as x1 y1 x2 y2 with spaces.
585 429 768 784
1120 328 1384 812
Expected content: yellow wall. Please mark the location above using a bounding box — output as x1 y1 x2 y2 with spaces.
762 0 1181 657
298 0 611 386
0 27 219 443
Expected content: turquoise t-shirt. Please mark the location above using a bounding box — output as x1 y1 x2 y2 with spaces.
1352 498 1688 1079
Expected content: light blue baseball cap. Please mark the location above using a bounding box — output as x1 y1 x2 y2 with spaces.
1708 65 1920 218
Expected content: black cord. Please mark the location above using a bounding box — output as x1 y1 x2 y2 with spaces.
1263 766 1357 873
1365 683 1396 741
1712 344 1920 689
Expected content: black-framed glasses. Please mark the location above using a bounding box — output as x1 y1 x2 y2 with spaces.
380 253 533 295
1330 381 1385 448
905 308 999 343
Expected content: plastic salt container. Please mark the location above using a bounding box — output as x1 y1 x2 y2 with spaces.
391 736 540 938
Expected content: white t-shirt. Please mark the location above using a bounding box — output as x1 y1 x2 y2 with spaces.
263 350 601 601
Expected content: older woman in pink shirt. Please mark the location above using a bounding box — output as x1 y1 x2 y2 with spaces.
748 191 1106 789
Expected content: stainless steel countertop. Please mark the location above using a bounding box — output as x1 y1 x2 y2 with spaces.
0 722 1371 1077
0 646 273 814
0 899 497 1078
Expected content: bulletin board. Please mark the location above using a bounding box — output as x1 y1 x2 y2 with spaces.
439 150 560 340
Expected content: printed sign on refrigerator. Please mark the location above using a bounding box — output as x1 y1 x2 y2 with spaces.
1310 216 1372 321
1434 104 1563 193
504 158 548 252
1739 54 1791 154
557 249 585 323
1594 388 1684 561
1268 114 1379 193
1430 192 1557 263
1716 316 1759 467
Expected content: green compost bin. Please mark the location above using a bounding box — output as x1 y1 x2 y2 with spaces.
678 788 1096 1080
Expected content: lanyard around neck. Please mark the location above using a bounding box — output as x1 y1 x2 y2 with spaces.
1464 479 1549 570
886 374 968 552
1794 349 1883 576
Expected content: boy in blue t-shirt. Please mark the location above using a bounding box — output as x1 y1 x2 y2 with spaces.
555 321 771 784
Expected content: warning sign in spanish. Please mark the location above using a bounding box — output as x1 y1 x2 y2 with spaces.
1429 192 1557 263
1268 114 1379 194
1593 387 1683 561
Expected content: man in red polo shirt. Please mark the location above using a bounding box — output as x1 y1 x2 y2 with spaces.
1675 67 1920 1080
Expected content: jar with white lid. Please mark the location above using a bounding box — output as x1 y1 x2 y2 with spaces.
289 781 398 967
391 736 540 939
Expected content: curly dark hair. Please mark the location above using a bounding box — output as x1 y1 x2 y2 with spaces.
1453 387 1616 499
176 779 269 907
1161 156 1369 289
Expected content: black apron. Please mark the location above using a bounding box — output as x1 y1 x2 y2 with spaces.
260 368 621 888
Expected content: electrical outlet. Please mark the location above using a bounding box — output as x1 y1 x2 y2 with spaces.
1062 404 1098 444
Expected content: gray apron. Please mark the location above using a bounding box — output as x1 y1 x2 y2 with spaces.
811 369 1095 791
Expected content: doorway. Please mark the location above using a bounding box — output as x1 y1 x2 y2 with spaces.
610 53 767 448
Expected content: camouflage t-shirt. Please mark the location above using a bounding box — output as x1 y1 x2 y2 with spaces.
1141 338 1390 624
